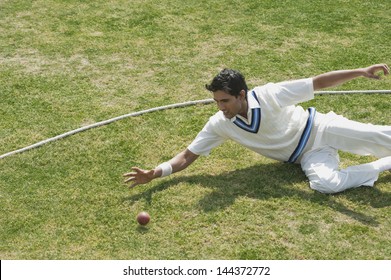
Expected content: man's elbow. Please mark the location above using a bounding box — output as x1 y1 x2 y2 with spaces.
312 76 326 91
184 149 199 162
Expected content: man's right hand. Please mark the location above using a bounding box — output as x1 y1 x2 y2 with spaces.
123 167 156 188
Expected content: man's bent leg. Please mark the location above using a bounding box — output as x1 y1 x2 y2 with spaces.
300 147 389 194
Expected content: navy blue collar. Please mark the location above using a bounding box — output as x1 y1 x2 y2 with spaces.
232 91 261 134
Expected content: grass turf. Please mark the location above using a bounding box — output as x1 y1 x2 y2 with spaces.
0 0 390 259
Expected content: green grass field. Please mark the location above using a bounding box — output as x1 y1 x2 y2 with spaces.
1 0 390 259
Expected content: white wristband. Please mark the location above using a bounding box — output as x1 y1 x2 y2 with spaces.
157 162 172 177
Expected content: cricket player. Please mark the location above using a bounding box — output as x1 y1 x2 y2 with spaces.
124 64 390 194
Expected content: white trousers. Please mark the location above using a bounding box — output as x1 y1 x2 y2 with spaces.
300 113 391 194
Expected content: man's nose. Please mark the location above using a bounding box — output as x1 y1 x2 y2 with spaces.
217 102 225 111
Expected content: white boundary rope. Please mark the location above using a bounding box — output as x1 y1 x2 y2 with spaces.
315 89 391 95
1 90 390 160
0 99 213 160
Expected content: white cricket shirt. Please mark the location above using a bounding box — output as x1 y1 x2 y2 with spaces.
187 78 315 162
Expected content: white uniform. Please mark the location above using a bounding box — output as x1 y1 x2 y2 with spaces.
188 78 391 194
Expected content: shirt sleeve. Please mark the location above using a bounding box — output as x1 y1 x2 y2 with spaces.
187 119 226 156
274 78 314 107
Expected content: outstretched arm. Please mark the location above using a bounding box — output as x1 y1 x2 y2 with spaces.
123 148 199 188
313 64 389 90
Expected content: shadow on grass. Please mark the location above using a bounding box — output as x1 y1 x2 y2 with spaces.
125 162 391 226
136 225 150 234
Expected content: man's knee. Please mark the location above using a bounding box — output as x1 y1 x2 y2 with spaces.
308 174 347 194
309 179 344 194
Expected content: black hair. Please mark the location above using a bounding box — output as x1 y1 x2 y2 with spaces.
205 68 248 97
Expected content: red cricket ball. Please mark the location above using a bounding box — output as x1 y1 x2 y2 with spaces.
137 211 150 225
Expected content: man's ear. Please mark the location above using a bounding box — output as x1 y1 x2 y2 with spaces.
239 89 246 100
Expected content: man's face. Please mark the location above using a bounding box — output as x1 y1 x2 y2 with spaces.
213 90 246 119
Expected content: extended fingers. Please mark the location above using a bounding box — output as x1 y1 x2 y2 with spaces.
123 167 141 177
123 174 140 188
366 64 390 79
374 63 390 76
383 64 390 75
122 167 149 188
124 176 135 183
123 167 139 185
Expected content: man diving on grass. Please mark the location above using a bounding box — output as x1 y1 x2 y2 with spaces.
124 64 391 194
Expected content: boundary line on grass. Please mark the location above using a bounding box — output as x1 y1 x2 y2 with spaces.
1 90 390 160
